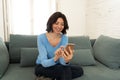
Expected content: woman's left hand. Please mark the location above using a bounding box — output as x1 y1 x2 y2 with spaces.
62 46 74 63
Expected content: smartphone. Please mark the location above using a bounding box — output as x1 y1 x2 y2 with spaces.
65 43 75 53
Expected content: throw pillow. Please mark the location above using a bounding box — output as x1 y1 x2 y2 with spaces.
70 49 96 66
9 34 37 63
0 37 9 78
93 35 120 69
20 48 38 67
68 36 92 50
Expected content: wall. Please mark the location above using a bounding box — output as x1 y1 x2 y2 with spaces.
86 0 120 39
1 0 120 39
58 0 120 38
0 0 4 40
57 0 86 36
0 0 86 39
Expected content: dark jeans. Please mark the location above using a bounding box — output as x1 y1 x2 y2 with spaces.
35 64 83 80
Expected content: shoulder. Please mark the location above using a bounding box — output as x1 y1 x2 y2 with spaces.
62 34 68 38
37 33 47 41
38 33 46 38
62 34 68 40
61 34 68 45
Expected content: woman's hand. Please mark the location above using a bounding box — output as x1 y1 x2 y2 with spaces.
54 47 63 62
62 46 74 63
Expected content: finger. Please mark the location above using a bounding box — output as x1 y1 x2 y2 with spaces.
68 47 74 54
63 53 70 62
64 50 69 56
55 49 59 54
63 52 67 58
61 50 64 55
58 51 61 56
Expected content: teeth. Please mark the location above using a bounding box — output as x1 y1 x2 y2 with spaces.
56 28 62 32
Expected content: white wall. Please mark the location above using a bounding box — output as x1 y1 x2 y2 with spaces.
1 0 120 39
58 0 120 39
0 0 86 39
57 0 86 36
0 0 4 40
86 0 120 39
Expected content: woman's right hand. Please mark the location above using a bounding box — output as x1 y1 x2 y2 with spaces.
54 46 64 62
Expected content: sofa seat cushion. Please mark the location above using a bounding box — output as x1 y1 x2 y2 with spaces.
74 61 120 80
93 35 120 69
0 37 9 78
1 62 120 80
1 64 36 80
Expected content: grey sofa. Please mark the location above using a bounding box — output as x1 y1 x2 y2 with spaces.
0 34 120 80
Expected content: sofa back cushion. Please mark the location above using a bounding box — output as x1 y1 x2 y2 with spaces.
68 36 93 50
0 37 9 78
9 35 95 67
93 35 120 69
20 36 95 67
9 34 37 63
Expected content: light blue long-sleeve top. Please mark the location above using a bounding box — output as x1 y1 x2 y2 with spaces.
36 33 68 67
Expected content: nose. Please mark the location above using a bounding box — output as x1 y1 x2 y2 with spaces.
58 25 61 28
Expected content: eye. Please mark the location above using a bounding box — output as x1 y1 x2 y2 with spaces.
54 22 64 26
55 22 59 25
61 23 64 26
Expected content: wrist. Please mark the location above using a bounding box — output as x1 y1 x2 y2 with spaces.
54 57 58 62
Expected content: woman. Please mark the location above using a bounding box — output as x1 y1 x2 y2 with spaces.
35 12 83 80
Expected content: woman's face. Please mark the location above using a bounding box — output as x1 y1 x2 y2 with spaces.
52 18 64 34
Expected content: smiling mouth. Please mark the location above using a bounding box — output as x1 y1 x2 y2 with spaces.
56 28 61 32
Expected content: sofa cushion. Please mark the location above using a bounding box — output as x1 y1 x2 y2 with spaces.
68 36 95 66
1 64 36 80
9 34 37 63
70 49 96 66
0 37 9 78
93 35 120 69
20 48 38 67
68 36 93 50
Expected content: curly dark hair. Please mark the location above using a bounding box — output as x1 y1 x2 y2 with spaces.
46 12 69 34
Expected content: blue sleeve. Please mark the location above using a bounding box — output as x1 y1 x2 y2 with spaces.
59 35 69 65
36 35 56 67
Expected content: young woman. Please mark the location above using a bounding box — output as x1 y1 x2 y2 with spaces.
35 12 83 80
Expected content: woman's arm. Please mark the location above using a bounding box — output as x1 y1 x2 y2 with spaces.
36 35 57 67
59 35 70 65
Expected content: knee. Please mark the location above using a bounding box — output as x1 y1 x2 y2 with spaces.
78 67 84 77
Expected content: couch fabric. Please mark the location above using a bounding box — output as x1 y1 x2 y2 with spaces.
9 35 37 63
93 35 120 69
71 49 96 66
68 36 95 66
20 48 38 67
0 34 120 80
0 38 9 78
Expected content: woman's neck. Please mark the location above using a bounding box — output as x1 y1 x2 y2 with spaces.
49 32 61 38
47 32 61 40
